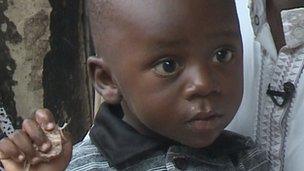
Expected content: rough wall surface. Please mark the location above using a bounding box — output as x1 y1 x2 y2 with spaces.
44 0 93 143
0 0 92 142
4 0 51 119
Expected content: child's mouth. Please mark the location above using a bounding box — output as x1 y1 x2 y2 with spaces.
186 111 223 132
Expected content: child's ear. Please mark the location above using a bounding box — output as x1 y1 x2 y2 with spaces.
87 57 121 104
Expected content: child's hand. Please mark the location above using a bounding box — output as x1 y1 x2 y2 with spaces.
0 109 72 171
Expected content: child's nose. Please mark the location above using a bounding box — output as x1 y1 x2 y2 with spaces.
183 65 220 101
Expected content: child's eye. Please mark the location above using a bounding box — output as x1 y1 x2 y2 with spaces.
212 48 233 63
153 58 182 77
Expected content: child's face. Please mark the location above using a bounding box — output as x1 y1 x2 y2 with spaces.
91 0 243 148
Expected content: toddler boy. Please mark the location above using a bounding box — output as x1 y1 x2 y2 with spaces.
0 0 269 170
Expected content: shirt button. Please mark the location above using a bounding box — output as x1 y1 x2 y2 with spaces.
254 15 260 25
173 156 188 170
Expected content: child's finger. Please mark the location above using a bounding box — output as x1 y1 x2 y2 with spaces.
8 130 36 160
34 109 56 131
0 159 25 171
61 131 71 145
0 138 25 163
0 149 7 159
22 119 51 152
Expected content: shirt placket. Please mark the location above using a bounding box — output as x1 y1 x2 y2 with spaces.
255 6 304 171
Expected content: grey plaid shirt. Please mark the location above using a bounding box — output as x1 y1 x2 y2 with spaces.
67 104 270 171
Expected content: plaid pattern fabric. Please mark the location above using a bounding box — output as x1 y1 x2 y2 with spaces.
67 132 269 171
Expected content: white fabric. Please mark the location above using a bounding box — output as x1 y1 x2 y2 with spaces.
229 1 304 171
0 107 15 136
229 0 256 138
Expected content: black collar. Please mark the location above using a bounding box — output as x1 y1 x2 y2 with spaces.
89 103 252 169
89 103 172 168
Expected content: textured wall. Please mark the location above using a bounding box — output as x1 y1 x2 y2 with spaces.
5 0 51 119
0 0 93 143
44 0 93 143
0 0 50 127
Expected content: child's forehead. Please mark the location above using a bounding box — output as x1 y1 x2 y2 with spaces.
103 0 238 30
112 0 236 15
90 0 237 20
90 0 240 57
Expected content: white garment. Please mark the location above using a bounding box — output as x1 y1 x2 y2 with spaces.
229 0 256 138
229 1 304 171
0 107 15 136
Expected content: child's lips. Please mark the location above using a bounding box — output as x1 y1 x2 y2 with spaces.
186 111 223 132
190 111 221 121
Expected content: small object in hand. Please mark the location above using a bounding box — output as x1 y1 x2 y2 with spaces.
34 122 68 162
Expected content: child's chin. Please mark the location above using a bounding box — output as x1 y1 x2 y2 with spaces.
184 136 218 149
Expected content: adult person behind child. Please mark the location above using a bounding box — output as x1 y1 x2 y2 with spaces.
229 0 304 170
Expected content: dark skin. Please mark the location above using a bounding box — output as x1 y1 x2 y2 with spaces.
89 0 243 148
0 110 72 171
0 0 243 170
266 0 304 52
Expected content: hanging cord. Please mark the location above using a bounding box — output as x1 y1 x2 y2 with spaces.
266 82 296 107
